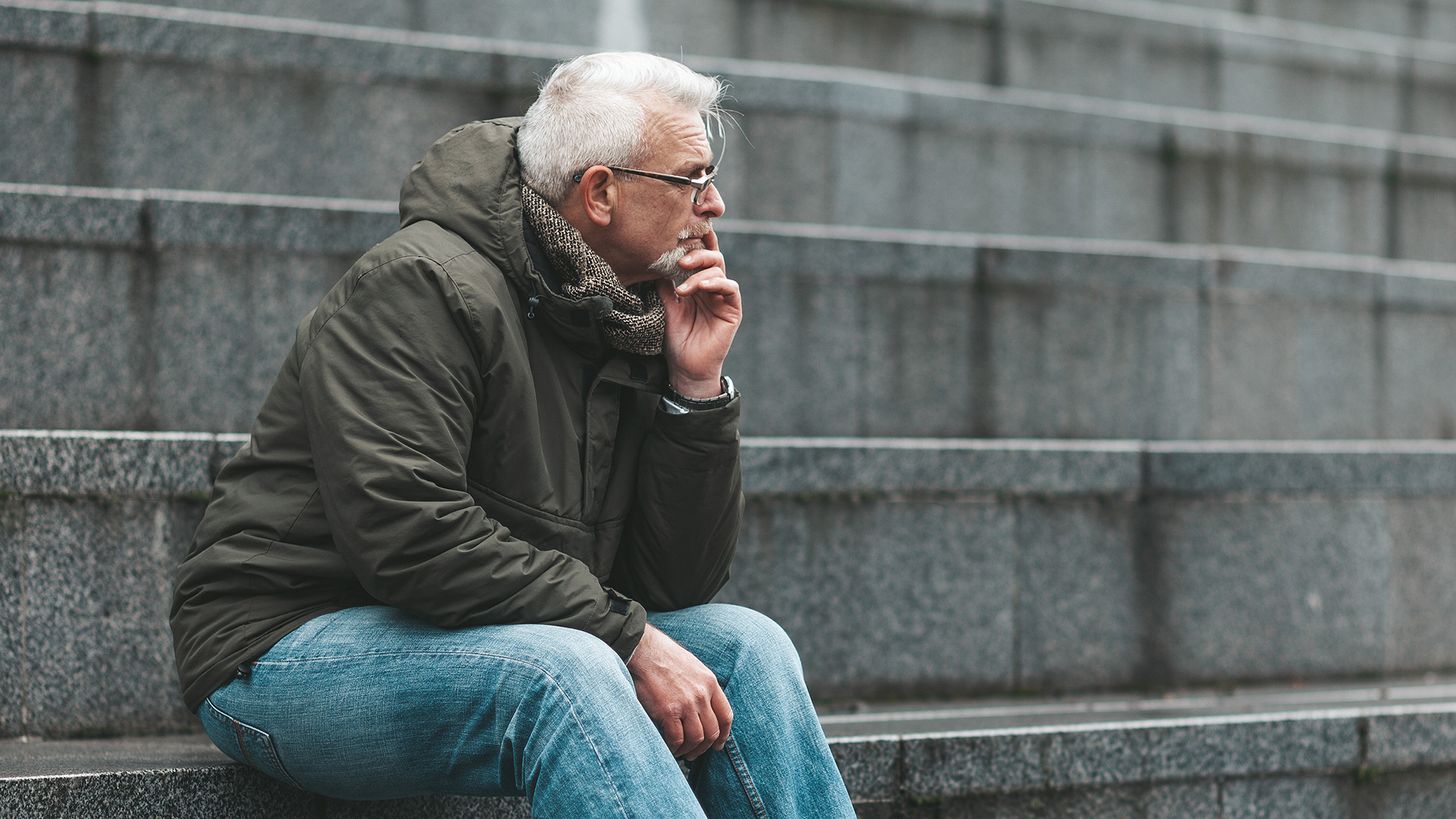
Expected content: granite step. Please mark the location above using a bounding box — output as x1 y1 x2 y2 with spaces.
38 0 1456 134
5 2 1456 260
80 0 1456 50
8 183 1456 440
7 678 1456 817
7 431 1456 738
999 0 1456 137
1146 0 1456 43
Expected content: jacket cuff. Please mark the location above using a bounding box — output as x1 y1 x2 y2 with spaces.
603 591 647 663
654 391 741 450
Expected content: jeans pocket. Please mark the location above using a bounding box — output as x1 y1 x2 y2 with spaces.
200 696 304 790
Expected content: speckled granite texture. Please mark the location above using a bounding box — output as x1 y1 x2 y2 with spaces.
12 0 1456 92
0 500 22 739
900 713 1357 799
0 431 215 497
18 497 199 736
8 185 1456 436
828 737 900 804
11 435 1456 735
0 184 143 246
0 434 226 739
5 5 1456 258
0 767 318 819
135 0 596 45
146 193 395 254
8 698 1456 817
1366 709 1456 768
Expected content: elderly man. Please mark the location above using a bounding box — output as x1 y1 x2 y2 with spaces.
169 52 854 817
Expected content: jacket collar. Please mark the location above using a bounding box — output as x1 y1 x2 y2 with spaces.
399 118 634 360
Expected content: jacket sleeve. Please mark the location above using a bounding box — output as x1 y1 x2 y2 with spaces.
609 394 743 610
299 258 645 659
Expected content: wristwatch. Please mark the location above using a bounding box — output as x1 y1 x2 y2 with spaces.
661 375 736 415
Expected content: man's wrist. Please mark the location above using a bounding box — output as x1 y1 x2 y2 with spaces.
669 374 726 400
626 623 657 670
662 376 735 413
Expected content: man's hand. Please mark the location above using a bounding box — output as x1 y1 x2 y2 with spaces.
627 623 733 760
658 228 742 399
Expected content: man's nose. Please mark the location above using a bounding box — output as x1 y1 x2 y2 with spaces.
695 183 725 218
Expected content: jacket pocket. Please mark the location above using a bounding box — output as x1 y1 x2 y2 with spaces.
468 478 593 532
199 695 304 790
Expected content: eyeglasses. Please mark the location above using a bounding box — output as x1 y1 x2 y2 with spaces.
573 165 719 205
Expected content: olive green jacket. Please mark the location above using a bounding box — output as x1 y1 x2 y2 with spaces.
170 119 743 711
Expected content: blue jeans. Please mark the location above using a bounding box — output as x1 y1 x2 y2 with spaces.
197 603 855 818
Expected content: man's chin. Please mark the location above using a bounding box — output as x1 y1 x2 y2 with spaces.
647 246 689 278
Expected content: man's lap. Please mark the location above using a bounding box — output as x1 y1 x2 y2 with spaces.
197 603 787 800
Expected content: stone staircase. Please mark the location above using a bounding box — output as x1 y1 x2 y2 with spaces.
10 680 1456 816
7 0 1456 815
8 185 1456 438
7 0 1456 257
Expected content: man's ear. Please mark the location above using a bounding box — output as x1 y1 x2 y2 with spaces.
576 166 615 227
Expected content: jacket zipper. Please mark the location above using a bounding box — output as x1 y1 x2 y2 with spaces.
580 365 597 524
525 279 542 320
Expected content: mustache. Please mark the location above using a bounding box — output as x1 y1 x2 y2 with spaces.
678 221 713 240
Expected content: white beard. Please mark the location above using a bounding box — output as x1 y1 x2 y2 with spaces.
649 222 712 285
649 245 691 282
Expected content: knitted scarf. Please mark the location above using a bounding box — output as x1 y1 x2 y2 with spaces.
520 184 665 356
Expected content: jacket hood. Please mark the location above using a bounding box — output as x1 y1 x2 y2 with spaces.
399 117 618 349
399 118 533 291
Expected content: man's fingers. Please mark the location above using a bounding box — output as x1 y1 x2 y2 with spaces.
710 686 733 750
678 248 725 273
689 691 723 759
626 624 735 761
678 711 707 759
660 717 685 756
703 226 719 253
675 273 738 299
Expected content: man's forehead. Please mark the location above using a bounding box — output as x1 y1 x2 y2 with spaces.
641 106 713 165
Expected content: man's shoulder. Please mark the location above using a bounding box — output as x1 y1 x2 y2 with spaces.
324 221 526 352
349 222 514 298
361 221 480 272
299 221 523 363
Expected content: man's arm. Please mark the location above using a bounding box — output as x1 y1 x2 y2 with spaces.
299 256 645 659
614 228 746 761
609 227 744 610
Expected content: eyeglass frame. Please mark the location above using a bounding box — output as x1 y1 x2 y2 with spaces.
572 164 719 205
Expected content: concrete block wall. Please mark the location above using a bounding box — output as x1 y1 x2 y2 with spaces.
106 0 1456 48
0 432 216 737
62 0 1456 101
9 432 1456 738
735 440 1456 698
0 186 393 431
1245 0 1456 42
15 698 1456 816
824 701 1456 815
7 0 1456 810
7 3 1456 260
9 186 1456 439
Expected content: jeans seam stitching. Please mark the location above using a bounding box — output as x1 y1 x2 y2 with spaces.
724 735 769 819
252 648 604 665
532 664 633 819
205 696 306 790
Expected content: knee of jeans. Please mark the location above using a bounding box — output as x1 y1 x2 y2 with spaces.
703 604 805 679
520 626 634 697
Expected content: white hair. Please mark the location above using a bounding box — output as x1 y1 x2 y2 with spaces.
517 52 727 204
